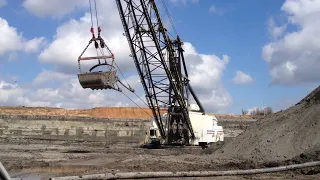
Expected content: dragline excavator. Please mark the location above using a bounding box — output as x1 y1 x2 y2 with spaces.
77 0 224 149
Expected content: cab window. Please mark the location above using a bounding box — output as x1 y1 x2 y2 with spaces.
150 129 156 136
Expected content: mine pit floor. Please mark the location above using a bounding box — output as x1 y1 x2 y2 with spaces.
1 139 319 180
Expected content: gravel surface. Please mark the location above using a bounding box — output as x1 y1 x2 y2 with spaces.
1 140 319 180
1 86 320 179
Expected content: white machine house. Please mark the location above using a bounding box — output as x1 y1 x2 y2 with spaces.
144 104 224 149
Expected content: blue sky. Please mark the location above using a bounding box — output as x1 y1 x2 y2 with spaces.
165 0 319 113
0 0 319 114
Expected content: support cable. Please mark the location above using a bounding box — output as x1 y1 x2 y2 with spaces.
121 91 152 118
160 0 178 36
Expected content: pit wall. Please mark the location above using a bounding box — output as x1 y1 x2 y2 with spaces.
0 115 256 143
218 119 256 138
0 115 150 144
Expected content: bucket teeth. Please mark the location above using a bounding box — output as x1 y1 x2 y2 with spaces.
77 70 118 90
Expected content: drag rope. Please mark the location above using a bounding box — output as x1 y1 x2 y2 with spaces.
120 91 152 118
95 41 149 109
89 0 149 108
112 57 150 108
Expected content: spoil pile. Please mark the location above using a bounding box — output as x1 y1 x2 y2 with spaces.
212 85 320 164
0 106 165 119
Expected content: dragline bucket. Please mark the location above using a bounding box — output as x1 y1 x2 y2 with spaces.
78 70 119 90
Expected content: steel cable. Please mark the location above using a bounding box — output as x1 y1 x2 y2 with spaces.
160 0 178 36
120 91 152 118
87 0 151 116
93 0 99 27
88 0 94 27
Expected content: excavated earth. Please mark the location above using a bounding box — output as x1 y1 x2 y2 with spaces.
210 85 320 171
1 87 320 179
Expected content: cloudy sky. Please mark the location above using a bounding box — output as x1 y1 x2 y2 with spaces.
0 0 319 114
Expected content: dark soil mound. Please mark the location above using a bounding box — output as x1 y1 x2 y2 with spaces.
212 85 320 164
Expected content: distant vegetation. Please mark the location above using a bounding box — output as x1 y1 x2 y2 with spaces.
242 107 273 116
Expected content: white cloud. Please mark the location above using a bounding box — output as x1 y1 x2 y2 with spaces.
0 79 50 107
0 18 23 56
0 0 7 7
184 43 233 112
169 0 199 5
38 1 132 74
24 37 47 53
209 5 216 14
12 0 234 113
232 70 255 85
267 17 287 40
22 0 88 18
170 0 187 5
0 70 144 109
8 53 18 61
246 107 258 115
262 0 320 85
0 65 232 112
209 5 225 15
171 0 187 3
0 17 46 58
32 69 73 86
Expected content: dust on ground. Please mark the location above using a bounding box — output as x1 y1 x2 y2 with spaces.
1 139 319 180
211 85 320 166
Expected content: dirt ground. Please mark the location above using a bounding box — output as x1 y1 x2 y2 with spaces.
1 87 319 179
1 138 319 180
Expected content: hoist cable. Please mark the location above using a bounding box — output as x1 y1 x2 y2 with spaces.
87 0 150 111
93 0 99 27
95 48 100 63
88 0 94 27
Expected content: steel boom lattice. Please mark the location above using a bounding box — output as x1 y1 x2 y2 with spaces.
116 0 199 143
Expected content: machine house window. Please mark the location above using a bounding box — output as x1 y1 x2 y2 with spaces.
150 130 156 136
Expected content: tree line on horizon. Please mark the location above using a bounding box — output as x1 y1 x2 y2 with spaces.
242 107 273 116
